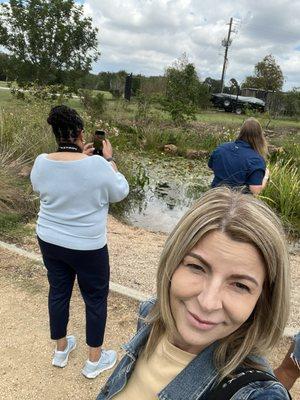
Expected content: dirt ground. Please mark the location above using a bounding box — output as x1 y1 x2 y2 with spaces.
0 216 299 399
0 248 138 400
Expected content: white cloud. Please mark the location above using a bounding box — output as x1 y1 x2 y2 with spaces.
84 0 300 90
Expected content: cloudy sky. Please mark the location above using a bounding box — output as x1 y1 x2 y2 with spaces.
81 0 300 90
1 0 300 90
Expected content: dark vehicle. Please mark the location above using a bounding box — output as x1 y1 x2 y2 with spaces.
211 93 265 114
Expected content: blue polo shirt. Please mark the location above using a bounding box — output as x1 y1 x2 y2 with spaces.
208 140 266 189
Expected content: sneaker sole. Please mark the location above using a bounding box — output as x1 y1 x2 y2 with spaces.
52 342 77 368
81 356 117 379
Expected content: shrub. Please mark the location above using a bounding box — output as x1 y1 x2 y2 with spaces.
162 55 203 124
134 92 152 122
79 89 106 120
282 89 300 117
10 83 73 104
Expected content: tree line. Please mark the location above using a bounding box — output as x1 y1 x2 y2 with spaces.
0 0 299 119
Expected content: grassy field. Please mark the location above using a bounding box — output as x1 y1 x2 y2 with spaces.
0 87 13 108
196 110 300 129
1 85 300 130
0 80 9 87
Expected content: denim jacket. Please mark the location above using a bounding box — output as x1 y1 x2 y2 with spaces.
97 299 290 400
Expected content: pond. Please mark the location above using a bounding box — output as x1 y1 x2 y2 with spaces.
111 153 212 233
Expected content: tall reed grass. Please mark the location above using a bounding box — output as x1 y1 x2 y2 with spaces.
0 101 55 160
261 159 300 234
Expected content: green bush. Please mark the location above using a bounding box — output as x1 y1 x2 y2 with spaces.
79 89 106 120
261 159 300 233
282 89 300 117
10 83 73 104
163 56 207 124
134 92 152 122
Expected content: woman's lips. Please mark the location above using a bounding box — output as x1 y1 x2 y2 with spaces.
187 311 219 331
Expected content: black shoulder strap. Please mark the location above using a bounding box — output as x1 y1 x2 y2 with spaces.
206 369 292 400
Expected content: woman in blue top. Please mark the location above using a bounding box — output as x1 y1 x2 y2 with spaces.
97 187 291 399
208 118 269 195
30 105 129 379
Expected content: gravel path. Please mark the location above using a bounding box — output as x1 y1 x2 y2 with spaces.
0 248 138 400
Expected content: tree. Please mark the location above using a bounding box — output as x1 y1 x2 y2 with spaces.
282 88 300 117
140 75 166 97
109 70 127 97
0 52 10 81
243 55 284 91
203 77 222 93
163 54 209 123
0 0 100 85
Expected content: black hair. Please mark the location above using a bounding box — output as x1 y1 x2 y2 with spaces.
47 105 84 143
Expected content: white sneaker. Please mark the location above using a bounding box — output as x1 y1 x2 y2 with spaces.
52 335 76 368
81 350 117 379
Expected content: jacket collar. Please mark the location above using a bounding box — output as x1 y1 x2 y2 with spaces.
122 322 152 358
158 342 219 400
235 139 252 148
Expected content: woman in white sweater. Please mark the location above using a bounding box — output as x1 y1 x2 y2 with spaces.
30 105 129 378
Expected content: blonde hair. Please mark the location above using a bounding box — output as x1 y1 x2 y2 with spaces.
237 117 268 159
144 187 290 381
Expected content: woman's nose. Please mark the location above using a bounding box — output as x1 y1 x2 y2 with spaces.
197 281 223 313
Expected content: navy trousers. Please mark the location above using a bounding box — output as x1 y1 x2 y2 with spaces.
38 237 110 347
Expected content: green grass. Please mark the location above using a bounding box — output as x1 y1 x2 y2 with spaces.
196 110 300 129
261 160 300 234
0 80 9 87
64 97 84 112
105 99 300 130
91 89 113 99
0 212 33 241
0 88 14 108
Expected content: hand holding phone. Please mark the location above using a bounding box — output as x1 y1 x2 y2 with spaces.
93 130 106 156
102 138 113 160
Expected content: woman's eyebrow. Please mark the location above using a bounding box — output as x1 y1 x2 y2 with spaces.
230 274 259 286
187 252 212 269
187 252 259 286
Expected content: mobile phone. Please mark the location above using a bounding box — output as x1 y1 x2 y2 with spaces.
93 130 106 156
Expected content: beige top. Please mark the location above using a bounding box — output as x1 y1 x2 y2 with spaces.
113 334 196 399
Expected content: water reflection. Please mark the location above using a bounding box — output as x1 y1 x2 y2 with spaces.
110 155 212 233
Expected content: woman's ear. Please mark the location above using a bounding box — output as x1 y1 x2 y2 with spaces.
78 130 84 141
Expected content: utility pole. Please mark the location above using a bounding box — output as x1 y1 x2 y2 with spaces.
220 17 233 93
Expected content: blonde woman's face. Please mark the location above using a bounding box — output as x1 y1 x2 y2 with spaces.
169 230 265 354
